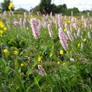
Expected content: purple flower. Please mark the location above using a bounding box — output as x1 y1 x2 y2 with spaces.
81 43 83 49
73 23 77 30
65 23 68 31
38 65 46 76
88 32 91 39
77 29 80 37
48 24 53 37
30 18 40 39
59 27 68 51
67 31 74 42
70 58 75 62
58 15 63 28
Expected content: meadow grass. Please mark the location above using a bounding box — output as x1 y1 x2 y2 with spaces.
0 12 92 92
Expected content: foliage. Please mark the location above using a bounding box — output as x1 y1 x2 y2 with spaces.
35 0 52 14
1 0 14 11
0 12 92 92
34 0 79 16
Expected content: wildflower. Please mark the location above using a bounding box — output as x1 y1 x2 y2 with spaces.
50 53 52 57
81 43 83 49
1 24 4 28
9 2 13 7
73 23 77 30
65 23 68 31
67 31 74 42
65 22 67 25
14 51 18 55
38 20 41 30
70 58 75 62
21 63 24 67
59 27 68 51
8 6 11 10
64 28 66 32
78 43 80 47
77 29 80 37
48 24 53 37
0 30 3 34
68 20 70 23
57 61 60 65
60 50 63 55
3 27 7 31
38 65 46 76
8 2 13 10
83 38 86 42
30 18 40 39
38 56 42 62
65 23 74 42
3 49 8 54
70 24 72 32
58 15 63 28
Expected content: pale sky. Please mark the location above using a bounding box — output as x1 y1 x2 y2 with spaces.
0 0 92 11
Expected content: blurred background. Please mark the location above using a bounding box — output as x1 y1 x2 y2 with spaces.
0 0 92 15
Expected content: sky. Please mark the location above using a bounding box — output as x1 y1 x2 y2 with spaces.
0 0 92 11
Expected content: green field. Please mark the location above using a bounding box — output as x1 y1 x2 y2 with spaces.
0 12 92 92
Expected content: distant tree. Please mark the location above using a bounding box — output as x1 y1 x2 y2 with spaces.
1 0 14 11
66 7 79 16
72 7 79 14
34 0 80 16
1 0 10 11
57 4 67 14
35 0 52 14
50 4 58 14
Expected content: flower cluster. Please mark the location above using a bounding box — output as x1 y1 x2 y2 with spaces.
30 18 40 39
59 27 68 51
0 21 7 37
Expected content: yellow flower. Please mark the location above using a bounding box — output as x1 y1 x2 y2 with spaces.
1 24 4 28
60 50 63 55
0 30 3 34
8 6 11 10
65 22 67 25
38 56 42 62
78 43 80 47
57 61 60 65
50 53 52 57
8 2 13 10
83 38 86 42
9 2 13 7
68 20 70 23
21 63 24 67
14 51 18 55
3 49 8 54
64 28 67 32
63 62 66 65
3 27 7 31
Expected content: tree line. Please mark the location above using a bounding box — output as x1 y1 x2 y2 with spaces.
34 0 79 15
1 0 91 16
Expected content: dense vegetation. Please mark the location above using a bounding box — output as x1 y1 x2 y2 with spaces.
0 0 92 92
0 11 92 92
34 0 79 15
1 0 92 16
